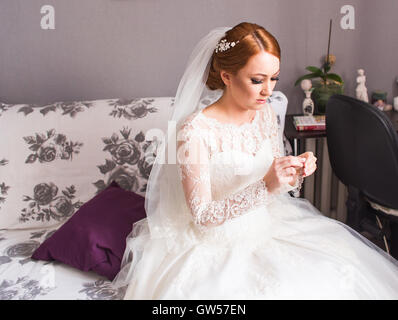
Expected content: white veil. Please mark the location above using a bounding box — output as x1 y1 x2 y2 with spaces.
112 27 231 288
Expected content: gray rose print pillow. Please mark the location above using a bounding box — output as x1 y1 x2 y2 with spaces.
0 97 173 229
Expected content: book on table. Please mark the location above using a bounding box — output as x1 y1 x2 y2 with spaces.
293 115 326 131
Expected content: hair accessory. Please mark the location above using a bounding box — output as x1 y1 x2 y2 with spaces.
215 39 239 53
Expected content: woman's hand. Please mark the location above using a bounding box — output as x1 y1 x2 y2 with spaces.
263 156 306 194
297 151 317 177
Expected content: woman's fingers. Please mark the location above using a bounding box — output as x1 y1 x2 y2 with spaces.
303 163 317 176
299 154 317 172
299 151 314 159
283 167 296 176
278 156 305 169
274 154 317 181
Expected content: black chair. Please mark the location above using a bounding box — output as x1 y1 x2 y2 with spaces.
326 94 398 259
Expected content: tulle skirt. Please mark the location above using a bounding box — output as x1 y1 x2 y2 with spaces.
113 194 398 300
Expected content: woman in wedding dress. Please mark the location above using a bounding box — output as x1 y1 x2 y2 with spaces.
112 22 398 299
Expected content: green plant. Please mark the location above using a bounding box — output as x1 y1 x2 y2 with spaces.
294 61 345 114
294 19 344 88
294 61 344 87
293 20 345 114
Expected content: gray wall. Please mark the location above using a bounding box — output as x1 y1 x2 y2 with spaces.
1 0 397 114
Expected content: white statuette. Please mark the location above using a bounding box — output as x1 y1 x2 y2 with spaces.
300 79 314 115
394 96 398 112
355 69 369 103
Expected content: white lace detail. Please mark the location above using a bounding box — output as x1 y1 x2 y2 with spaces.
190 179 271 226
176 104 301 229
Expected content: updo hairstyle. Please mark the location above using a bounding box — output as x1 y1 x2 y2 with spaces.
206 22 281 91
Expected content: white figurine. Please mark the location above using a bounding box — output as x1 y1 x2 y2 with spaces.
394 77 398 112
300 79 315 115
356 69 369 103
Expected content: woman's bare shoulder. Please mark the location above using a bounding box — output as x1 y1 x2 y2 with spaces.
201 103 224 120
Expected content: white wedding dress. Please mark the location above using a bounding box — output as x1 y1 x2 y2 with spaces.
120 103 398 300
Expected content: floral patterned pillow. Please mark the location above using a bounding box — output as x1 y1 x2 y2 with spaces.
0 97 173 229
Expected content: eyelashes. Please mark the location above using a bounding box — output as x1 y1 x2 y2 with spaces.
251 77 280 84
251 79 262 84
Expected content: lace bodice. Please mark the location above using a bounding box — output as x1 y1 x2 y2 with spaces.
177 103 302 229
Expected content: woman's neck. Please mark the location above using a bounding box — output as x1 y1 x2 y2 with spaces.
215 92 257 125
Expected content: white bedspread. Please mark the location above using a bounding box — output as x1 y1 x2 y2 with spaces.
0 228 127 300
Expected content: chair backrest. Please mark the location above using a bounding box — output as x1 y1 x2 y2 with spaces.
326 94 398 209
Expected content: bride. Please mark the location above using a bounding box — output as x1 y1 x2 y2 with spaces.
112 22 398 299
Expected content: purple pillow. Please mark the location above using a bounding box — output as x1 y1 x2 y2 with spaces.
31 180 146 281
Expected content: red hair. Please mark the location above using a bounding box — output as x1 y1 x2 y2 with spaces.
206 22 281 91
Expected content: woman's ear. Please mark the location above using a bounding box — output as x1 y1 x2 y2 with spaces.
220 70 232 87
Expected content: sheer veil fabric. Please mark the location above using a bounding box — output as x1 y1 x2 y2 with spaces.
112 27 231 288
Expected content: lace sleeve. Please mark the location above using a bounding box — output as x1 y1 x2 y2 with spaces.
177 122 276 228
267 105 303 193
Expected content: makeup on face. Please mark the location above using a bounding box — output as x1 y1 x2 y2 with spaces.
233 51 280 101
